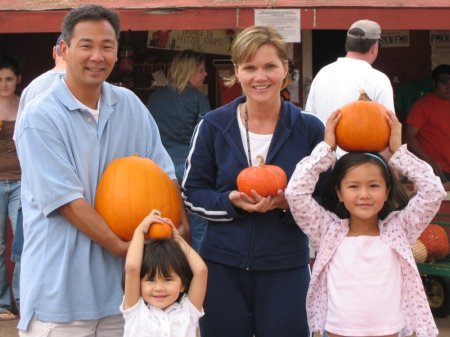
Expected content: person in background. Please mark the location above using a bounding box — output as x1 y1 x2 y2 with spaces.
121 209 207 337
15 5 187 336
182 25 325 337
406 64 450 183
285 109 445 337
15 33 66 126
305 19 394 158
0 55 22 321
10 35 68 305
146 49 210 251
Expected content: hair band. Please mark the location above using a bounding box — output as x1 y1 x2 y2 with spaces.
363 152 389 172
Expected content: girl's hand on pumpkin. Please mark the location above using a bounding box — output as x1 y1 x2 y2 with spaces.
138 209 165 234
324 110 341 150
385 110 402 153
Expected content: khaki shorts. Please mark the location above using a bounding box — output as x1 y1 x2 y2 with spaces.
19 314 124 337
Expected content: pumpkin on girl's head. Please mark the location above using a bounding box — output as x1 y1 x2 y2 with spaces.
419 223 449 261
237 155 287 197
148 222 173 239
94 156 181 241
335 90 390 152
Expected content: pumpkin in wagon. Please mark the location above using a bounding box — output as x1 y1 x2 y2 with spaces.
95 155 181 241
237 155 287 197
419 223 450 261
335 90 390 152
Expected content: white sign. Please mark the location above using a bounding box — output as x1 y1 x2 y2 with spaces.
380 31 410 48
147 30 234 55
430 31 450 46
255 9 301 43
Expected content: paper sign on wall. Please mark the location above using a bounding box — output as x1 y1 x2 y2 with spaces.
147 30 234 55
254 9 301 43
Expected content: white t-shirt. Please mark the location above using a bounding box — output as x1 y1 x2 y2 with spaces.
305 57 395 157
325 236 405 336
236 108 273 167
120 295 204 337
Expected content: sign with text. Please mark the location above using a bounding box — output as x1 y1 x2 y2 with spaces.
380 31 410 48
254 9 301 43
147 30 234 55
430 31 450 46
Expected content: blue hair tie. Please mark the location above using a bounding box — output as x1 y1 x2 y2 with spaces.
363 152 389 172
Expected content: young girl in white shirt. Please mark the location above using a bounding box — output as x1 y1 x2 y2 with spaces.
121 209 208 337
285 110 446 337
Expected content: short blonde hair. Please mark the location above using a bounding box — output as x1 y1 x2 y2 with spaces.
168 49 205 93
226 26 289 89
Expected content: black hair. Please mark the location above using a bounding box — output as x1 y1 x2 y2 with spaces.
61 4 120 46
431 64 450 82
345 28 378 53
141 239 193 301
321 152 409 220
0 55 21 76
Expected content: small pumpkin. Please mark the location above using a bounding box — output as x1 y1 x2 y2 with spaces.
335 90 390 152
412 240 428 264
237 155 287 197
148 222 173 239
419 223 449 261
95 155 181 241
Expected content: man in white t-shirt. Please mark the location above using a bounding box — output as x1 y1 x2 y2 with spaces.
305 19 394 158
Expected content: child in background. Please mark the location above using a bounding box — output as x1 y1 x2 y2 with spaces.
121 209 208 337
285 109 445 337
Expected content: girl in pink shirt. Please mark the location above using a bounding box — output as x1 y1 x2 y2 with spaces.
285 110 446 337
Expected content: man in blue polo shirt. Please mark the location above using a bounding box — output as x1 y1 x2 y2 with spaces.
15 5 185 337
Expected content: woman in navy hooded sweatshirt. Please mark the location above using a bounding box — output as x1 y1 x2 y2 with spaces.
182 26 326 337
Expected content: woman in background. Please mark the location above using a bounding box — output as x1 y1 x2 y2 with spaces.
146 49 210 251
0 55 22 320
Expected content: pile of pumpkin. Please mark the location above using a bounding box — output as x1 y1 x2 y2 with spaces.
412 224 450 263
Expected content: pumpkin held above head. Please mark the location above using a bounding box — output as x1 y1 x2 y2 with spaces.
335 90 390 152
94 155 181 241
237 155 287 197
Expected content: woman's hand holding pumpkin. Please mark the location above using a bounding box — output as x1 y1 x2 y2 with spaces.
229 190 281 213
324 110 341 150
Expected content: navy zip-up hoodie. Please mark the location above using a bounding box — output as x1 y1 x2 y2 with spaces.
182 96 325 271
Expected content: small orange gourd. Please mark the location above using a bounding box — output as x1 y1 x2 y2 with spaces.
148 222 173 239
237 156 287 197
335 90 390 152
419 223 449 261
95 155 181 241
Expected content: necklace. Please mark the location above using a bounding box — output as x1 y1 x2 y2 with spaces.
244 104 253 166
244 103 282 167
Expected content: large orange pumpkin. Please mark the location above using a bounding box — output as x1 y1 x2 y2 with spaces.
335 90 390 152
95 156 181 241
237 155 287 197
419 223 449 261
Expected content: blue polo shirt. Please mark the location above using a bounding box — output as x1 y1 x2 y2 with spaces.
15 76 175 330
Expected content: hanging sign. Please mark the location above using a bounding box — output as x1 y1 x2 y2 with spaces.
430 31 450 46
380 31 410 48
254 9 301 43
147 30 234 55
